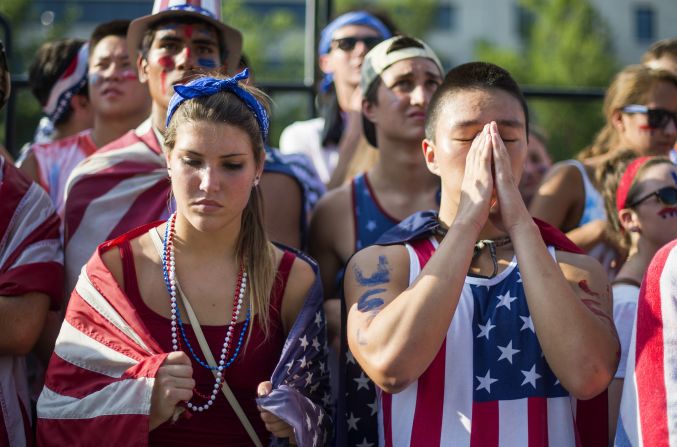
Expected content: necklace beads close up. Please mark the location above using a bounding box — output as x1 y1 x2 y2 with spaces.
160 212 251 412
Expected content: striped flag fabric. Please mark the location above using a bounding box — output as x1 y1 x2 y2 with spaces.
615 238 677 447
372 212 608 447
37 223 332 445
0 156 63 446
63 119 170 296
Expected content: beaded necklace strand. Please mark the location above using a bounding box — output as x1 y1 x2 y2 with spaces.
160 212 251 411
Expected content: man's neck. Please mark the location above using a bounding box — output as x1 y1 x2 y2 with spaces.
369 138 438 195
91 109 148 148
334 81 358 112
53 121 87 141
150 102 168 133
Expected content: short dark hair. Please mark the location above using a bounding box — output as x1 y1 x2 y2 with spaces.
139 17 227 63
362 36 427 148
425 62 529 142
90 20 130 54
29 39 88 125
642 38 677 64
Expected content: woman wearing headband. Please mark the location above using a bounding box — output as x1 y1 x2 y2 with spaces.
598 151 677 442
530 66 677 276
37 71 331 446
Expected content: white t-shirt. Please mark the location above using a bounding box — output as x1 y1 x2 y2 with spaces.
612 282 640 379
279 117 338 184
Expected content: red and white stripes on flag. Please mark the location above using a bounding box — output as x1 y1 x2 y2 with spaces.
63 119 170 295
0 156 63 446
37 232 170 446
616 239 677 447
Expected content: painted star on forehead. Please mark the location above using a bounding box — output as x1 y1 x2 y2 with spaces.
354 372 371 391
521 364 542 388
477 319 496 340
347 412 360 431
497 340 520 364
496 291 518 310
520 315 535 333
476 370 498 393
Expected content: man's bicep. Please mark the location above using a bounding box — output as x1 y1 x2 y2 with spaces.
559 252 615 327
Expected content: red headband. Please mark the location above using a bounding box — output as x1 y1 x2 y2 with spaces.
616 156 652 212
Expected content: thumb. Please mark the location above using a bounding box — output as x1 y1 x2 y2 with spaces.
165 350 191 366
257 381 273 398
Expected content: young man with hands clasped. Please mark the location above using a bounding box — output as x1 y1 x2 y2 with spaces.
343 62 620 446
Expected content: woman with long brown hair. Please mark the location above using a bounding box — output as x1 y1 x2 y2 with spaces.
37 71 331 446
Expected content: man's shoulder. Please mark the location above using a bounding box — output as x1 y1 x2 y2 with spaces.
97 119 154 155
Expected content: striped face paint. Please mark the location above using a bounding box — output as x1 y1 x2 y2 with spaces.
197 58 217 69
158 55 174 95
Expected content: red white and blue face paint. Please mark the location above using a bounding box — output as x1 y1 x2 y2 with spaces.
88 70 138 86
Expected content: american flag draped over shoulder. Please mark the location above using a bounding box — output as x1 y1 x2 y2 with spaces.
257 248 333 447
37 225 332 446
0 156 63 446
63 118 170 296
615 239 677 447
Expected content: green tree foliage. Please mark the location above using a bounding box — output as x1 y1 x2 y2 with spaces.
334 0 437 37
476 0 619 160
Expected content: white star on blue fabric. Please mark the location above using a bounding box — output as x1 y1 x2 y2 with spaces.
356 438 375 447
347 412 360 431
354 372 370 391
476 370 498 393
346 351 356 364
312 337 321 351
367 398 378 416
517 271 523 283
315 311 323 327
299 335 309 350
477 319 496 340
305 372 314 386
366 220 377 232
497 340 520 364
521 364 542 388
520 315 535 333
496 291 518 310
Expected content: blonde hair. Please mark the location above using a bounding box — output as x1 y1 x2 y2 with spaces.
597 150 672 254
578 65 677 160
164 79 276 339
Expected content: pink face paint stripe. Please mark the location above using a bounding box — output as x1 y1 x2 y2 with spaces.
183 24 193 39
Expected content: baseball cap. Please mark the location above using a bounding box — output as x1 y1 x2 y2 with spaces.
361 36 444 147
127 0 242 74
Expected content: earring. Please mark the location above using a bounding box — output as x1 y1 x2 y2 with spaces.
253 176 260 187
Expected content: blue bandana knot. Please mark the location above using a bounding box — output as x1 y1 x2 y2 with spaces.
165 69 269 141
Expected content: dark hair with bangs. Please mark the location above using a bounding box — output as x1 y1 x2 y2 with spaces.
424 62 529 142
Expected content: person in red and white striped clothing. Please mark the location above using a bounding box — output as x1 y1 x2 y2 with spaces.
343 62 620 446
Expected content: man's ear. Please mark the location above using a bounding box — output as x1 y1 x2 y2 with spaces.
362 98 377 125
137 54 149 84
422 138 440 176
70 93 90 112
318 54 333 75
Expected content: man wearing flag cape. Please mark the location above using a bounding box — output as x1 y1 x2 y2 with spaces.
343 62 619 446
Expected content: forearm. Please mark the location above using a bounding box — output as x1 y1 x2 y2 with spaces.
511 220 618 397
0 292 50 355
350 223 477 391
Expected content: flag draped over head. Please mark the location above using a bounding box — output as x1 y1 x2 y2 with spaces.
615 239 677 447
38 223 332 445
361 211 608 447
0 156 63 446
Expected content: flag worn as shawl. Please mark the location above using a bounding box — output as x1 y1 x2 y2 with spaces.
38 222 331 446
615 238 677 447
0 156 63 446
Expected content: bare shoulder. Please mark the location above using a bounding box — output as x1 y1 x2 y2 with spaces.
100 230 158 290
17 149 40 184
260 171 302 199
311 183 352 227
536 161 582 196
277 246 318 333
309 183 354 256
555 250 610 300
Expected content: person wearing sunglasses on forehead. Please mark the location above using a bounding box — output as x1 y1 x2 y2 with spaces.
597 151 677 443
279 10 395 188
530 65 677 279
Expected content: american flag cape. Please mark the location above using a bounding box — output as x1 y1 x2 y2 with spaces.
349 211 607 447
63 118 170 296
37 222 331 446
615 239 677 447
0 156 63 446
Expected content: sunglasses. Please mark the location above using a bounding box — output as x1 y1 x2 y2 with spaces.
332 36 383 52
628 186 677 208
621 104 677 130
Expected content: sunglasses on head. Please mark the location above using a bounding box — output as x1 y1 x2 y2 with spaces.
621 104 677 130
628 186 677 208
332 36 383 52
